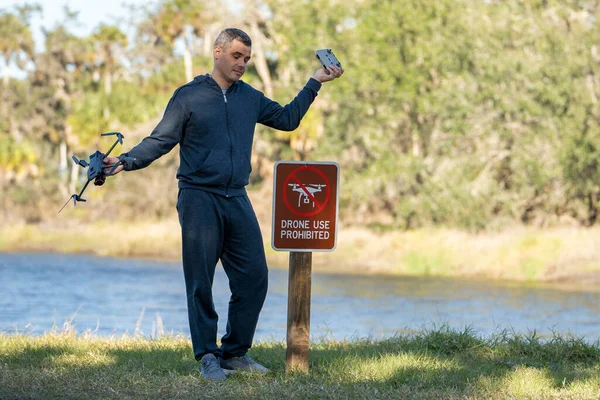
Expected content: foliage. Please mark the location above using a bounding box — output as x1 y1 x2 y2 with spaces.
0 3 39 72
1 0 600 230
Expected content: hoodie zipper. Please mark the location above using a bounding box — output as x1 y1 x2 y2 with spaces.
223 88 234 197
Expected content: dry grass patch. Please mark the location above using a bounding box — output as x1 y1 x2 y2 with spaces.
3 220 600 285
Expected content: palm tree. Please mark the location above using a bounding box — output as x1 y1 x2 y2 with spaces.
34 12 89 196
240 0 275 98
0 4 38 89
91 24 128 121
0 4 39 142
155 0 212 82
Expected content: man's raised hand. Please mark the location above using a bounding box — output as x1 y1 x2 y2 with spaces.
313 65 344 83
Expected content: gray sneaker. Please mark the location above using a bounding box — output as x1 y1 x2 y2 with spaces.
200 353 227 381
220 354 269 374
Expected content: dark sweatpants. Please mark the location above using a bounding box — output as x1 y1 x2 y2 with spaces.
177 188 268 361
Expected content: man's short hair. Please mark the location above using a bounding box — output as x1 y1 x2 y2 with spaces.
214 28 252 49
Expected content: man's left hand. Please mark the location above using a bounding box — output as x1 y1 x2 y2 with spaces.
103 156 124 175
313 66 344 83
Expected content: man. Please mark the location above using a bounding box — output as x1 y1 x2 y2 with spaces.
103 28 343 380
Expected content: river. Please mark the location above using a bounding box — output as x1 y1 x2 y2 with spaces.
1 252 599 342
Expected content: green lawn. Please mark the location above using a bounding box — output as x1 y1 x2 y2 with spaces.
1 326 599 399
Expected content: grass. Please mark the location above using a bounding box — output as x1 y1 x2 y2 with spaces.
2 218 600 285
1 326 600 399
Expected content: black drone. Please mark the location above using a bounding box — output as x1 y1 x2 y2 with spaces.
59 132 128 213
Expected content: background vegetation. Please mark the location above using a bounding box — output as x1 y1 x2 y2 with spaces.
1 0 600 233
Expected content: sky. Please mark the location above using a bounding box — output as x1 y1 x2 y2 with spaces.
0 0 158 77
0 0 156 41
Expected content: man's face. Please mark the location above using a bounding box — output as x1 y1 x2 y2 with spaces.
214 39 251 84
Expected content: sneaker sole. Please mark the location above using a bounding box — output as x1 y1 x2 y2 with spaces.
222 368 238 376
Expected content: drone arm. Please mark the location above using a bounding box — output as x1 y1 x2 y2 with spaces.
76 179 92 200
58 178 91 213
104 137 121 158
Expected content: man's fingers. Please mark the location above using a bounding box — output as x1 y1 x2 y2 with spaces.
313 65 343 83
327 66 343 78
103 164 122 176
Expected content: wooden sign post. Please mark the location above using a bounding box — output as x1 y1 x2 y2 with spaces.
272 161 339 373
286 252 312 372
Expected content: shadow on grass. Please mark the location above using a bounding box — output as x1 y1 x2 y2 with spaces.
0 334 196 374
301 326 600 392
1 326 600 399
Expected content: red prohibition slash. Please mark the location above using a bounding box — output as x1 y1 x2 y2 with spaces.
283 166 331 217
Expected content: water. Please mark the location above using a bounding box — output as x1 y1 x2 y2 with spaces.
1 252 599 342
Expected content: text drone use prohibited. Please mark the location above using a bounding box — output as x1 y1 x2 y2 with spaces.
59 132 131 213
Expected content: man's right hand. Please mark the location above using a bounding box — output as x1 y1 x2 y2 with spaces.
103 156 124 175
313 66 344 83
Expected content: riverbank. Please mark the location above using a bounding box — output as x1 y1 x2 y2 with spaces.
1 326 599 399
1 220 600 285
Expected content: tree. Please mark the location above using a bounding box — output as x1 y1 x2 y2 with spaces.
32 9 90 196
91 24 128 121
154 0 213 82
238 0 275 98
0 3 39 88
0 3 40 141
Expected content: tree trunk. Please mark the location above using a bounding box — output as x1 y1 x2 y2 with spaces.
59 140 68 181
1 61 8 119
2 62 8 89
203 30 213 57
64 125 78 194
8 115 22 142
183 46 193 83
588 192 598 226
412 131 421 157
250 21 273 98
59 138 69 200
69 154 79 194
586 74 598 104
103 70 112 120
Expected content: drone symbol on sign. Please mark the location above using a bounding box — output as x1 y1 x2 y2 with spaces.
288 183 327 208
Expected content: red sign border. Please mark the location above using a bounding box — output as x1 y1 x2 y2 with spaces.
272 161 340 253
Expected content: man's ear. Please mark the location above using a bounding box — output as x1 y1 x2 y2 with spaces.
214 46 221 60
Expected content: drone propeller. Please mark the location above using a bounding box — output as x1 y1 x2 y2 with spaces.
102 132 124 156
72 155 88 167
58 194 87 213
101 131 124 145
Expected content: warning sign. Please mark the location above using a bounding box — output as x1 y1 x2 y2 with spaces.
272 161 339 252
